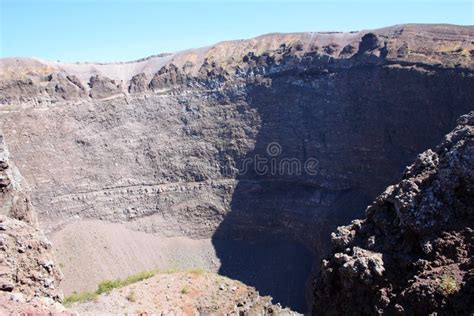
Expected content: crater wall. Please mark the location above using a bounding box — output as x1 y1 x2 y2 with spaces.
0 24 472 312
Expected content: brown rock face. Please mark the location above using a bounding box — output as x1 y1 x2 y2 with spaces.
128 72 148 93
0 78 41 105
0 132 63 312
0 216 62 301
149 63 189 91
45 73 86 100
313 112 474 315
0 134 36 224
88 74 122 99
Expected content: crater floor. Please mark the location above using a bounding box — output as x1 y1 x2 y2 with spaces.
51 220 313 312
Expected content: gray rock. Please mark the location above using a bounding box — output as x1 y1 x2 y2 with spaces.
149 64 188 91
128 73 148 93
45 72 86 100
88 74 122 99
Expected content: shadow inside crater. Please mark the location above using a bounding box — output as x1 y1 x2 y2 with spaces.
211 60 474 313
212 238 313 313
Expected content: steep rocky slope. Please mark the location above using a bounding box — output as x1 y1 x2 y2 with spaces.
0 24 473 312
0 132 63 313
313 112 473 315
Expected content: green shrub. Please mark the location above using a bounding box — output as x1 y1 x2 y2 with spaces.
439 274 457 295
63 291 97 306
126 289 137 302
188 267 206 275
97 279 121 294
63 268 208 306
64 270 157 305
122 270 155 286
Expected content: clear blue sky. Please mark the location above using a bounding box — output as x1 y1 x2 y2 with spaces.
0 0 472 62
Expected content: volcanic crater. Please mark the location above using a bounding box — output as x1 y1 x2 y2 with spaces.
0 24 473 313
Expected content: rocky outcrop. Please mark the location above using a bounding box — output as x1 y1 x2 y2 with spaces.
0 24 472 106
45 72 86 100
149 64 189 91
313 112 474 315
0 73 85 105
0 132 63 312
88 74 122 99
0 134 36 224
0 216 62 301
128 72 148 93
0 78 42 105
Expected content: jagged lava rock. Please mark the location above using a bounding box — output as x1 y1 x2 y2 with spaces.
313 112 474 315
128 72 148 93
88 74 122 99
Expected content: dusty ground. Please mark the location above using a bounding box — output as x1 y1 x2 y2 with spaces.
69 271 298 315
50 220 313 312
50 220 221 295
0 292 67 315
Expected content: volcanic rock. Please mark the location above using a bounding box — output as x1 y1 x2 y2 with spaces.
88 74 122 99
128 72 149 93
45 72 86 100
149 63 188 91
0 131 63 313
313 112 474 315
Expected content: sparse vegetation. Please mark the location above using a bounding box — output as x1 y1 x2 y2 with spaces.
64 270 156 306
122 270 155 287
96 279 122 294
188 267 206 275
180 285 189 294
126 289 137 302
63 267 208 306
160 267 180 274
96 270 156 294
439 273 457 295
63 291 98 306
